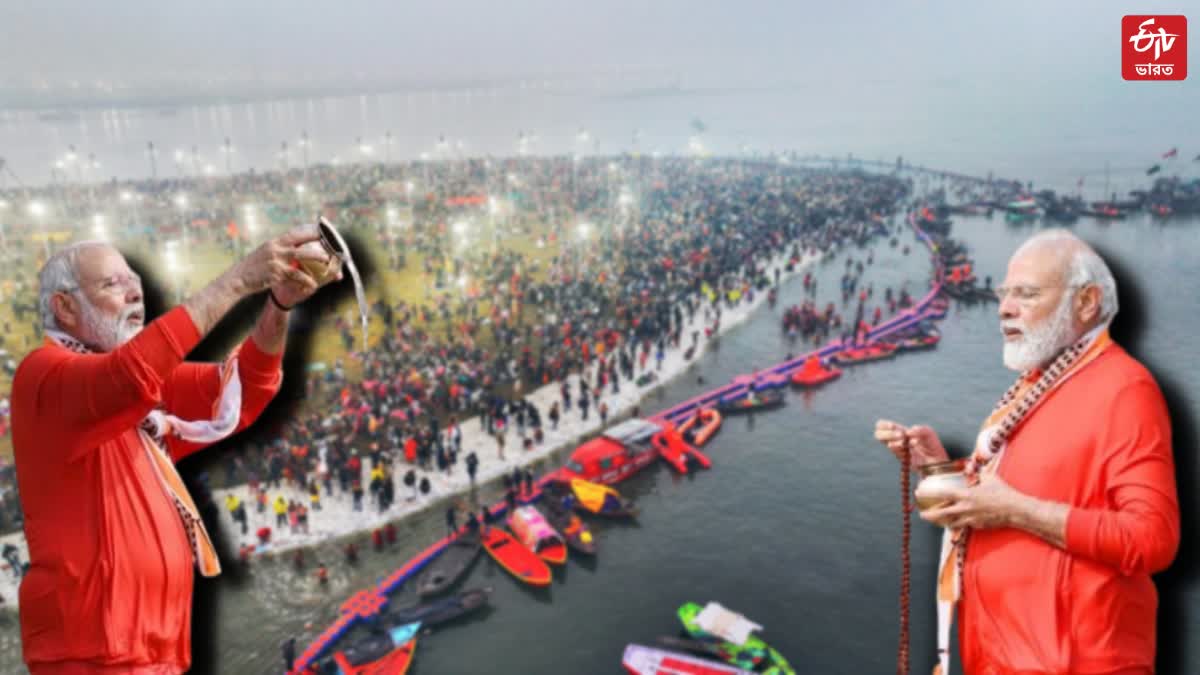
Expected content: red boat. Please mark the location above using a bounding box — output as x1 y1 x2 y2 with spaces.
507 505 568 565
896 333 940 351
677 409 722 446
481 527 552 586
622 644 752 675
790 355 842 388
651 423 712 474
558 418 663 485
832 342 897 365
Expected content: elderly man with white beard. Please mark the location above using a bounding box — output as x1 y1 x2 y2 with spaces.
875 229 1178 675
12 224 339 675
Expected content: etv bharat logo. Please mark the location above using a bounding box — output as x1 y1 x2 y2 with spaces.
1123 15 1187 80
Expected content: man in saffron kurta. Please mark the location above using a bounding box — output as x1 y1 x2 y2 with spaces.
14 228 338 674
876 229 1178 675
15 308 281 670
957 344 1176 674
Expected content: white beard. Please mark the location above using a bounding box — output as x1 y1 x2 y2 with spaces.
1002 293 1078 372
78 296 144 352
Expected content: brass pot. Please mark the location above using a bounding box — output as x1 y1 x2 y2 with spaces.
296 218 344 283
914 459 968 511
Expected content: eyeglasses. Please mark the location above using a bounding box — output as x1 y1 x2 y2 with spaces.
993 284 1082 304
60 272 143 296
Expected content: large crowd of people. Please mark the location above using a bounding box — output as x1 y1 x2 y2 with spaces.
0 154 950 568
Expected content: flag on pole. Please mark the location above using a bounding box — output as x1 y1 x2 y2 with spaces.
1077 177 1084 188
1162 147 1178 159
1147 164 1162 175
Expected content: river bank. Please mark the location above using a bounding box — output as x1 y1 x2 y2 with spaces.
0 242 831 611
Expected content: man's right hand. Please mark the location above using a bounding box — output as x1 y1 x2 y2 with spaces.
233 224 327 296
874 419 949 467
183 224 326 338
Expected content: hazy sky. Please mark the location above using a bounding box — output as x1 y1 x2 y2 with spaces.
1 0 1196 88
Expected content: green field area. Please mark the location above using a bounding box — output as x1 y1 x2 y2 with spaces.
0 210 567 457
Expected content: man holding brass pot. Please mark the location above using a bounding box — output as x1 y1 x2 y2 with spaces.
13 222 341 674
875 229 1178 675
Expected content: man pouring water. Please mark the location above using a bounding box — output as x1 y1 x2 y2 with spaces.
13 223 341 674
875 229 1178 675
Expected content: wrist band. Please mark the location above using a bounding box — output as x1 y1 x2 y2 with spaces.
268 289 294 311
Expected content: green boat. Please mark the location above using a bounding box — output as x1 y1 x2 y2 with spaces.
677 602 795 675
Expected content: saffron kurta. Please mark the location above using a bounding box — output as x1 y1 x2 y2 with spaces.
13 307 282 672
960 345 1179 674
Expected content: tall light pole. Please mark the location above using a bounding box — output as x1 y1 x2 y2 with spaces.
223 137 233 174
28 200 49 258
86 153 100 215
175 193 190 250
121 190 140 236
385 131 393 163
67 145 81 183
147 141 157 179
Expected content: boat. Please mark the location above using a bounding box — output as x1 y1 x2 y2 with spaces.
831 342 897 365
1004 209 1037 224
507 505 568 565
1084 203 1127 219
655 636 741 663
1150 203 1173 218
897 331 940 353
376 587 491 630
481 526 552 586
415 530 482 598
677 408 722 446
538 497 596 555
622 644 753 675
311 622 419 675
896 333 941 351
789 355 841 388
651 423 712 474
732 371 789 391
677 602 795 675
558 478 639 517
558 418 663 485
716 389 785 415
1042 200 1081 223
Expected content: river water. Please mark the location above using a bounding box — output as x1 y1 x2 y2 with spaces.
3 76 1198 198
0 210 1186 674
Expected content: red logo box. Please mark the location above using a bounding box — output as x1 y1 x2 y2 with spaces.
1123 15 1187 81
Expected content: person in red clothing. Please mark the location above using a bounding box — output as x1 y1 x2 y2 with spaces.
876 229 1178 675
13 225 341 675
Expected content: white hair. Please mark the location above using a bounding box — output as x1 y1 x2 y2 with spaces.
38 240 113 330
1013 229 1119 324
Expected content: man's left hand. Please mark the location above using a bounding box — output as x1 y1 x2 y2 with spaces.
919 471 1027 531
